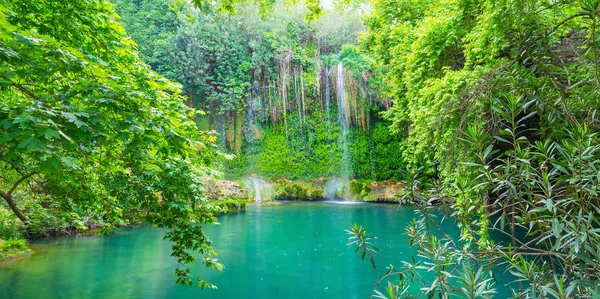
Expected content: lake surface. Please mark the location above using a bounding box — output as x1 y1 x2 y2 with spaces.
0 202 514 298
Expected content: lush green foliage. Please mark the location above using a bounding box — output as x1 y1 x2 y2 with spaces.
0 238 27 251
350 101 600 298
275 180 324 200
350 0 600 297
209 199 248 215
0 208 22 240
114 0 404 180
5 0 599 296
362 0 600 181
110 0 180 77
0 0 221 287
189 0 324 21
0 238 29 259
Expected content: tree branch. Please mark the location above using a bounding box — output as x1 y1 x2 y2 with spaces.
0 189 28 222
8 171 37 196
10 82 41 101
0 172 37 222
548 13 587 36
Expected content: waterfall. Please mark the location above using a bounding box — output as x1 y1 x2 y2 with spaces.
300 68 306 129
337 62 347 125
325 67 331 126
252 178 261 202
243 176 274 202
336 62 350 178
324 67 334 174
324 177 349 200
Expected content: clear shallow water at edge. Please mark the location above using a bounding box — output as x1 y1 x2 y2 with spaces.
0 202 514 298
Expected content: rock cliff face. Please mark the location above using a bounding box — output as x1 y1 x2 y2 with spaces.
205 179 249 201
234 176 403 202
272 179 326 201
350 180 404 202
204 179 250 214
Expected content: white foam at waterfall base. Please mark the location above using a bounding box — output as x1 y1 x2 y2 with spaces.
243 176 275 202
322 200 365 205
324 177 349 200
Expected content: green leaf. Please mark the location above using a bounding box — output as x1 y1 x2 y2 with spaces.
60 156 79 169
18 136 45 150
43 128 60 140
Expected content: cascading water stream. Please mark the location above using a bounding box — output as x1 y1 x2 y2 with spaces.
244 176 274 202
324 177 349 200
252 178 261 202
336 62 350 179
325 67 331 126
324 67 334 174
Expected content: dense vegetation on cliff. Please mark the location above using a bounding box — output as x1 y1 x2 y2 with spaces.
112 0 405 180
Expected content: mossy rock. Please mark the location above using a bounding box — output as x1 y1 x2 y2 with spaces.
349 181 364 195
282 183 308 199
307 188 324 200
274 181 324 200
205 179 249 201
209 199 248 215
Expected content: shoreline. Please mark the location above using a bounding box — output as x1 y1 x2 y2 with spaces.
0 248 34 262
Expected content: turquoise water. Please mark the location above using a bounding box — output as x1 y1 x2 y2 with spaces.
0 202 514 298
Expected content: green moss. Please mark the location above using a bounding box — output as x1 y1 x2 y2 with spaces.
349 181 364 195
275 181 325 201
307 188 324 200
282 183 308 199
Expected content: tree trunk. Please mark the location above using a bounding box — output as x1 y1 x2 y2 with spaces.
186 90 194 108
0 191 28 222
0 172 35 223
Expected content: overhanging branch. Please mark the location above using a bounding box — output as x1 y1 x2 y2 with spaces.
8 171 37 196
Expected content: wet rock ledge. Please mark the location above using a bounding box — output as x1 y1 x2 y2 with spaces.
210 176 404 203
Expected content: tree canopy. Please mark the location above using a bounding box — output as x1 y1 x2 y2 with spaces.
0 0 220 287
189 0 325 20
362 0 600 179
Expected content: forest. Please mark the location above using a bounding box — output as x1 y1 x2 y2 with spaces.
1 0 600 298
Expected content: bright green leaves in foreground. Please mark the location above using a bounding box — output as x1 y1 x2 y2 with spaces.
362 0 600 180
352 0 600 297
0 1 219 287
